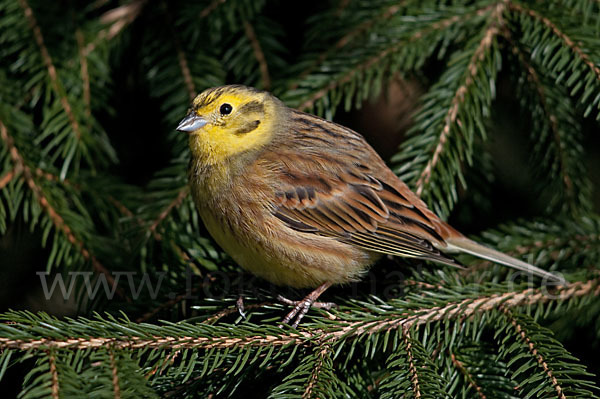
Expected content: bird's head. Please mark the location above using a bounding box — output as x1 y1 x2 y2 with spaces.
177 85 280 165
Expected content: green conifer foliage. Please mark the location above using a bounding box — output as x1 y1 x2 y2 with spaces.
1 0 599 397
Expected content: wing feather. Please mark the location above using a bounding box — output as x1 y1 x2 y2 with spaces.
267 110 459 266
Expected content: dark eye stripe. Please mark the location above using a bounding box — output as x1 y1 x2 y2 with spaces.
235 120 261 134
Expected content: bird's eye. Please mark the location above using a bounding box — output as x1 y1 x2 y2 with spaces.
220 103 233 115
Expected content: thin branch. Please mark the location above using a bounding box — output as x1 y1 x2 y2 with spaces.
76 29 92 118
18 0 83 140
163 2 196 101
83 0 146 56
1 279 597 351
415 2 505 196
508 2 600 82
302 345 330 399
0 120 124 299
510 39 574 195
449 351 487 399
244 21 271 90
148 186 189 239
402 327 422 399
500 307 567 399
48 350 59 399
292 2 405 90
297 4 496 111
0 169 15 190
200 0 226 18
109 349 121 399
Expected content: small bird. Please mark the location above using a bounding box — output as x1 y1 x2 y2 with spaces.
177 85 565 327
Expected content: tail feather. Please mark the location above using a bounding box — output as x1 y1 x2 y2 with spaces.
443 237 567 285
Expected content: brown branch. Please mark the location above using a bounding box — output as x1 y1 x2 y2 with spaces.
302 345 330 399
508 2 600 82
500 307 566 399
203 301 271 325
244 21 271 90
76 29 92 118
0 169 15 190
415 2 505 196
402 327 422 398
450 351 487 399
507 34 575 199
83 0 146 56
48 351 59 399
200 0 226 18
2 279 597 352
148 186 189 239
0 120 125 299
18 0 83 140
109 349 121 399
291 2 405 90
163 3 196 101
297 4 495 111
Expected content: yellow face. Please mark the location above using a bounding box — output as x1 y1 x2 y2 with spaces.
177 86 276 165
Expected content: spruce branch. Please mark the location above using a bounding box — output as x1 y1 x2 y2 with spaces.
243 21 271 91
413 2 505 198
402 327 423 399
18 0 83 141
290 3 497 113
75 29 91 118
163 2 196 101
97 0 147 44
1 279 597 352
500 307 566 399
0 120 122 297
291 1 406 90
148 185 189 240
509 2 600 83
449 351 487 399
108 349 121 399
301 345 331 399
48 350 59 399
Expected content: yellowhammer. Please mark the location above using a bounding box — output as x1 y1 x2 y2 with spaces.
177 85 565 327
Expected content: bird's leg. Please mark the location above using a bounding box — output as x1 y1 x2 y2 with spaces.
278 282 334 328
235 295 246 319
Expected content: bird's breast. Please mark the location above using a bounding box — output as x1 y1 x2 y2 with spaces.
190 176 378 288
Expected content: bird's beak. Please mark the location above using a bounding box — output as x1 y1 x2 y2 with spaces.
176 113 207 133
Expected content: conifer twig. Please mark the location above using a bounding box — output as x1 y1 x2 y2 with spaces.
18 0 83 140
164 3 196 101
505 31 575 201
48 350 59 399
109 349 121 399
402 327 422 398
292 2 405 89
1 279 597 352
415 2 505 196
76 29 92 118
0 120 124 299
500 307 566 399
449 351 487 399
148 186 189 239
302 345 330 399
0 169 14 189
244 21 271 90
508 2 600 82
297 4 496 111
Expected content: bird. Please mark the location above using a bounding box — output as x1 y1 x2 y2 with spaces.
176 84 566 327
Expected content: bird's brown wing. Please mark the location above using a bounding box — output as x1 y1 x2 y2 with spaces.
263 110 461 267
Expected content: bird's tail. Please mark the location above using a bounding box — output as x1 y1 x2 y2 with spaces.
444 237 567 285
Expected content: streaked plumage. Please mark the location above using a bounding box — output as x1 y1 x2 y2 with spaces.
178 85 565 295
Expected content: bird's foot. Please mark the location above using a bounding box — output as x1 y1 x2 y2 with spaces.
277 282 334 328
235 295 246 319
